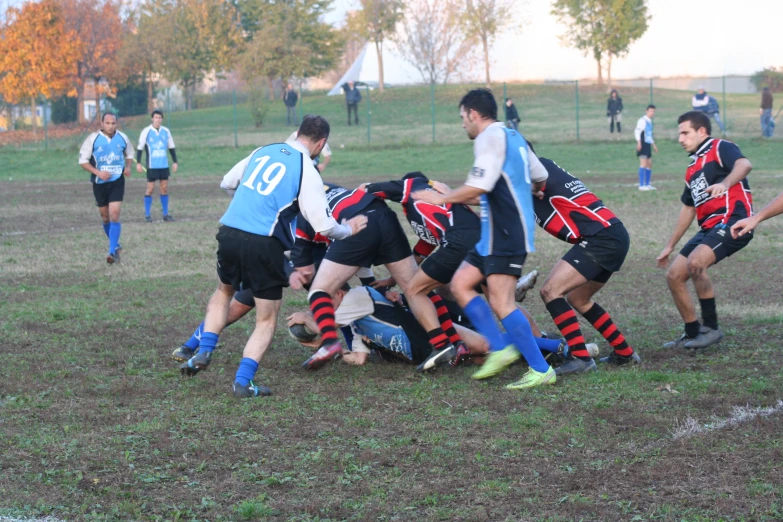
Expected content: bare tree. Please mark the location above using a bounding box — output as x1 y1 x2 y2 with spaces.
393 0 476 84
464 0 518 88
349 0 403 93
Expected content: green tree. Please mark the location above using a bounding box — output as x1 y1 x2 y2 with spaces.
237 0 343 97
551 0 649 87
121 3 167 113
465 0 518 88
751 67 783 93
349 0 403 93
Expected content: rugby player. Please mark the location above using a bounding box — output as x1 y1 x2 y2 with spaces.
531 148 641 375
412 88 555 390
78 113 134 264
656 111 753 349
137 110 178 222
182 115 367 398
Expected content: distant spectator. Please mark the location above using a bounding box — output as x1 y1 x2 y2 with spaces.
505 98 519 130
760 87 774 138
343 81 362 125
284 83 299 126
691 86 725 134
607 89 623 133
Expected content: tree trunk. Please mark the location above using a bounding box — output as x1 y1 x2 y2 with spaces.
267 77 275 101
606 54 613 90
147 73 155 113
77 63 85 123
482 34 490 88
375 39 384 94
31 97 37 134
595 57 603 87
94 77 102 122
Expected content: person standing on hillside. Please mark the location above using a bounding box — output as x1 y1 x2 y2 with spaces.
505 98 519 130
634 105 658 190
343 81 362 126
607 89 623 133
79 113 134 264
760 87 774 138
284 83 299 126
692 86 725 134
137 110 178 222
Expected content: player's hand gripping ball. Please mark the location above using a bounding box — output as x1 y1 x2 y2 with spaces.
289 323 318 343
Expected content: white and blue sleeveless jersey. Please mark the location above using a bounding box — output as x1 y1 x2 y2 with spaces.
634 115 654 144
466 122 539 256
219 143 305 249
335 287 412 360
78 131 133 184
138 125 175 169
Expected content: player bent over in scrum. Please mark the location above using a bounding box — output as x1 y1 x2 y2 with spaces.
531 148 640 376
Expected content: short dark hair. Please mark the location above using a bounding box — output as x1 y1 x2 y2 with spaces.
647 104 656 111
459 89 498 121
402 171 427 181
151 110 163 118
678 110 712 135
298 115 330 142
101 112 116 122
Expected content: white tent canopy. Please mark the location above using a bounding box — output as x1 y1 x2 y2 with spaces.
327 43 422 96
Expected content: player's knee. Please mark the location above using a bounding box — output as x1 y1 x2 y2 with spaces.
686 257 707 278
539 283 560 303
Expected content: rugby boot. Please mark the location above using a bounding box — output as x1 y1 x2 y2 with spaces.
471 345 520 380
106 251 119 264
302 341 342 370
554 340 599 360
189 349 213 370
416 344 457 372
163 215 175 222
505 366 557 390
171 345 197 362
663 333 696 349
515 270 539 302
684 326 724 350
448 341 472 367
145 216 153 223
233 380 272 398
180 360 200 377
554 356 597 376
599 351 642 366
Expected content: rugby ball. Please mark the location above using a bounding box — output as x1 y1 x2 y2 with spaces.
289 323 318 343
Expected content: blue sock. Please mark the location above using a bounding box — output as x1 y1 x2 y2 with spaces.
464 296 506 352
160 194 169 216
340 326 354 349
501 309 550 373
502 332 562 353
199 332 219 354
645 168 652 186
109 222 121 254
234 357 258 387
638 167 645 186
184 322 204 350
144 195 152 217
102 223 110 237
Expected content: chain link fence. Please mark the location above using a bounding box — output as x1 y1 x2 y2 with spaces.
1 75 777 152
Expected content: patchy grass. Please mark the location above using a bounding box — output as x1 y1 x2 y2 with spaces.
2 138 783 520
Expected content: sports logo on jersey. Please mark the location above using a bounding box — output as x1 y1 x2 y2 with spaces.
99 152 121 164
280 148 291 155
471 167 485 178
690 173 710 206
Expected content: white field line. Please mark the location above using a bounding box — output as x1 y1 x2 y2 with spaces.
669 400 783 441
0 517 67 522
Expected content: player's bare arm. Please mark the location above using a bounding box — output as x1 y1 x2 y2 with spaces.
731 189 783 238
656 205 696 268
705 158 752 197
80 162 110 181
412 184 484 206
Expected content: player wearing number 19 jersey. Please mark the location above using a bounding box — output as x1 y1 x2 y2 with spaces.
532 151 640 375
183 115 366 398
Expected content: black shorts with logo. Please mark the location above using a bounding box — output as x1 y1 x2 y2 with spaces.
679 222 752 264
215 226 288 301
325 200 412 268
233 260 295 307
146 168 170 182
464 248 527 277
92 176 125 207
420 227 480 284
637 142 652 158
562 223 630 284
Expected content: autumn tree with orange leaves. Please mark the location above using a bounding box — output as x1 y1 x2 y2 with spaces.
0 0 81 132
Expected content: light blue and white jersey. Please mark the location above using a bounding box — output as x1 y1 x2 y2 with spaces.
634 115 654 144
465 123 543 256
79 131 134 184
335 287 413 361
138 125 175 169
219 143 305 248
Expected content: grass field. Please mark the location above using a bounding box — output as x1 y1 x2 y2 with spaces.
2 97 783 521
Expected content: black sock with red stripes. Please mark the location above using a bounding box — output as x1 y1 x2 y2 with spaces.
308 290 338 346
581 303 634 357
428 292 462 345
427 327 451 351
545 298 590 360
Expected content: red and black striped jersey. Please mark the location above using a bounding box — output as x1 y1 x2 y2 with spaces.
680 138 752 229
533 158 621 244
365 173 479 256
323 183 377 221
